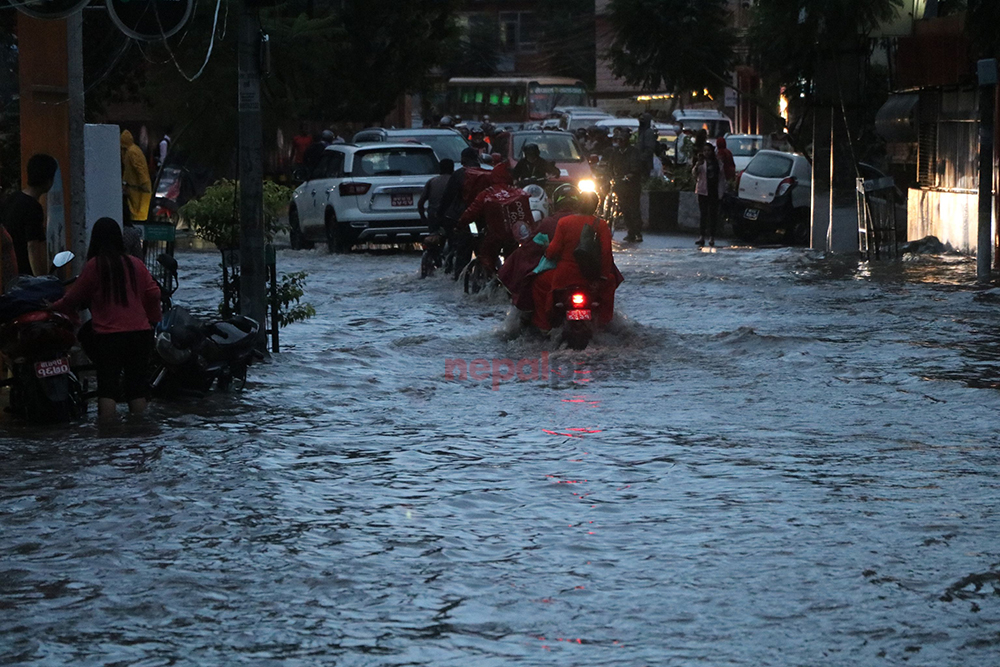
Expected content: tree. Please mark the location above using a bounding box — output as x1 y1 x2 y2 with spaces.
121 0 458 173
605 0 737 100
747 0 902 109
534 0 596 88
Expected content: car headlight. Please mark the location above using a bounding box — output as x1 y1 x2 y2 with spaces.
578 179 597 193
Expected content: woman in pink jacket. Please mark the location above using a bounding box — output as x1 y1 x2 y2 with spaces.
54 218 162 423
692 143 726 247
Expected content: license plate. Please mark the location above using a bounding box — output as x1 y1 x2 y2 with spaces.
744 208 759 220
566 309 591 321
391 194 413 207
35 357 70 379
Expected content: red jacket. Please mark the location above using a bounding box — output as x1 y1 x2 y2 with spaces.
53 256 162 334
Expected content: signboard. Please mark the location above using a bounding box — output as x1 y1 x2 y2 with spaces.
9 0 90 19
106 0 194 41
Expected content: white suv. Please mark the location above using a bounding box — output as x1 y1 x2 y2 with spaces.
289 143 439 252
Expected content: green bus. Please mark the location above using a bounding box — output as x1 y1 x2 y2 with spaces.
446 77 590 124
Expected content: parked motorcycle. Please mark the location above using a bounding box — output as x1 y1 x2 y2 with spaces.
150 254 262 397
0 252 86 423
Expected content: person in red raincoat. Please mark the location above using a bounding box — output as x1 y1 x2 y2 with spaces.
459 162 532 274
531 193 623 331
498 183 581 312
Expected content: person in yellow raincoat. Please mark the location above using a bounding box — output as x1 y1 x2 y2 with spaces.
120 130 151 223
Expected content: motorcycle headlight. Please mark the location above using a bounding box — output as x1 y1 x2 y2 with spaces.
578 179 597 193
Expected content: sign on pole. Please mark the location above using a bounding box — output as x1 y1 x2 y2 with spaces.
106 0 194 41
8 0 90 19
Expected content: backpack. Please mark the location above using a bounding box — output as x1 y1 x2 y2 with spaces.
573 217 602 281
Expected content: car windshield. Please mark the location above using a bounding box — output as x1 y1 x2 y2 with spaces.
679 119 731 139
745 153 794 178
567 116 610 131
727 137 763 157
394 134 468 163
353 148 438 177
513 134 582 162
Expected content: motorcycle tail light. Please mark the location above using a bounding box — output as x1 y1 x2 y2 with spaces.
571 293 587 307
776 176 796 197
339 182 371 196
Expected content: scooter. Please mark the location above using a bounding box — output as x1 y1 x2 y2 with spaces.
0 251 86 423
550 284 600 350
150 254 262 396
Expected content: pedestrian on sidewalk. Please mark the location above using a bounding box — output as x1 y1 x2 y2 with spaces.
121 130 152 223
693 143 725 247
52 217 162 424
1 153 57 276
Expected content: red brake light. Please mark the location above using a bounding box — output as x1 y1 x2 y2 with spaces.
339 182 371 196
776 176 796 197
571 293 586 307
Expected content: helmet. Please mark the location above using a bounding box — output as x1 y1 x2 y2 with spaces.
578 191 600 215
552 183 580 210
321 129 335 143
523 143 541 158
439 115 455 127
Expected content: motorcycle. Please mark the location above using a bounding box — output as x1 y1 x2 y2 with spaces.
549 284 601 350
150 254 262 397
0 251 86 423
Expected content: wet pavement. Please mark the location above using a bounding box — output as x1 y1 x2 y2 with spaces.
2 233 1000 665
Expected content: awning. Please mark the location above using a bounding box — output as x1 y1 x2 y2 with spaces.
875 93 919 143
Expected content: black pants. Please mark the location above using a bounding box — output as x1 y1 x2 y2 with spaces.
698 194 720 239
617 178 642 237
89 329 154 401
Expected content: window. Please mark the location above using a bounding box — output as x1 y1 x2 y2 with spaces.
745 153 793 178
499 11 536 53
353 148 438 177
312 151 345 180
727 137 763 157
512 134 583 162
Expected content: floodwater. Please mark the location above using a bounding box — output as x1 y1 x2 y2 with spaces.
2 235 999 666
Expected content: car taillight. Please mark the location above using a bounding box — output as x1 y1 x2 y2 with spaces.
775 176 796 197
571 292 587 307
339 182 371 196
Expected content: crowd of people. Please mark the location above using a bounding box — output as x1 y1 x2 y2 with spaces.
417 142 623 335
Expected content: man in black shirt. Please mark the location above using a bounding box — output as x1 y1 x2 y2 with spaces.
511 143 559 183
2 154 57 276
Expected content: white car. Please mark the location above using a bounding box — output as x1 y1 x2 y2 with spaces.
730 149 812 244
289 143 439 252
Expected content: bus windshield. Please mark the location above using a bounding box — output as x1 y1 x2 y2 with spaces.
528 85 589 118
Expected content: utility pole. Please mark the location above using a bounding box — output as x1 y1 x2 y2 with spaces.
977 58 996 285
238 1 266 347
67 10 87 272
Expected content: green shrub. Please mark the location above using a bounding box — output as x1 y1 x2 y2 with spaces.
181 179 293 249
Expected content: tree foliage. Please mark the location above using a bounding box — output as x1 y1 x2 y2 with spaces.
605 0 737 98
120 0 457 173
747 0 903 101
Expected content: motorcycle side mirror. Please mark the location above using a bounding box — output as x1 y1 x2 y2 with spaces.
52 251 74 268
156 253 178 274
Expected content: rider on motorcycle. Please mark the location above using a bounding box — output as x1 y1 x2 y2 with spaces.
512 143 560 183
530 190 623 333
498 183 581 311
458 162 531 274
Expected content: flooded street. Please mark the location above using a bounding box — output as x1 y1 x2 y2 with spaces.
3 234 1000 665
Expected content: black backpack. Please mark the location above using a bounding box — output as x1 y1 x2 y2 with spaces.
573 217 602 281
